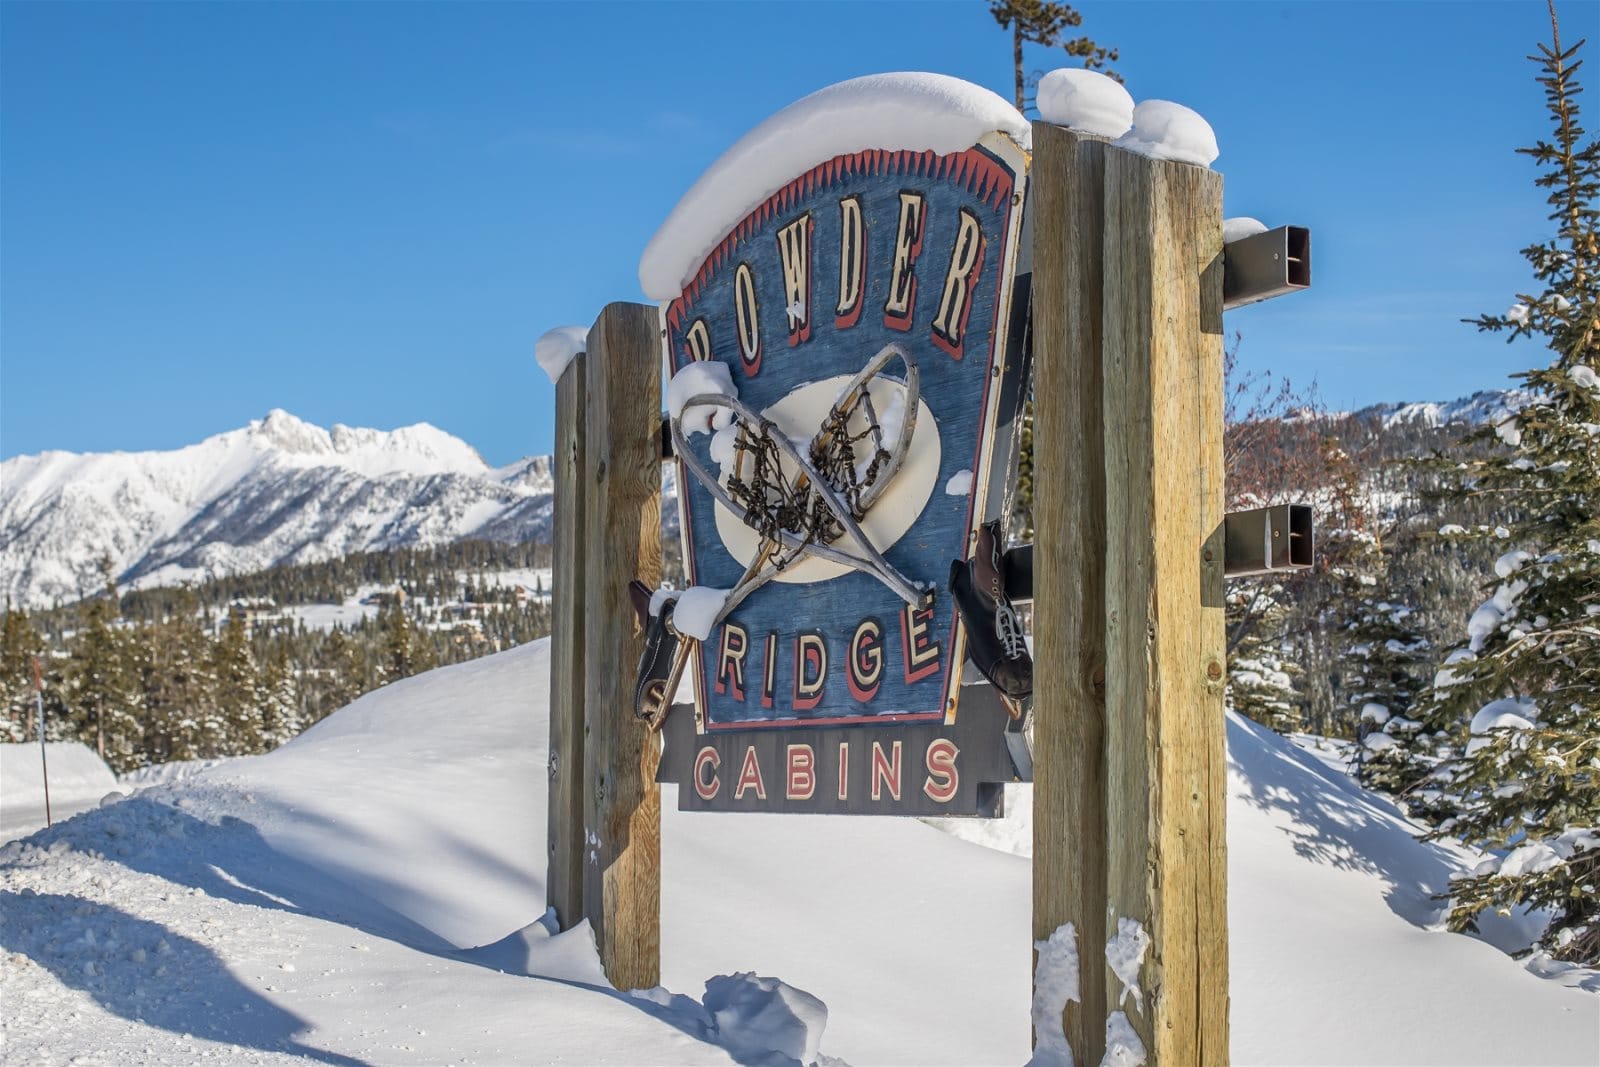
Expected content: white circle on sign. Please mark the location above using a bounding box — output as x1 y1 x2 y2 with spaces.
712 374 941 585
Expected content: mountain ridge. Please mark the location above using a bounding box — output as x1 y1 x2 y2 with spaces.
1 410 555 608
1 390 1519 609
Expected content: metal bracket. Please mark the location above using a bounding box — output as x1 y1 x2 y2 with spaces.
1223 225 1311 311
1223 504 1314 577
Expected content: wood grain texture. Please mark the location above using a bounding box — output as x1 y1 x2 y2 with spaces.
547 352 589 932
581 302 664 992
1100 146 1228 1065
1030 122 1109 1066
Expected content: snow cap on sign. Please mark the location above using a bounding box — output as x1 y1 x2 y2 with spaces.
1113 99 1219 167
639 72 1030 301
1035 68 1133 138
535 326 588 384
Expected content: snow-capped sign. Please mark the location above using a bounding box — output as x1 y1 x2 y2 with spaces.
652 74 1030 815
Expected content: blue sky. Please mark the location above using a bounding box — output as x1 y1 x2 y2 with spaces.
2 1 1594 465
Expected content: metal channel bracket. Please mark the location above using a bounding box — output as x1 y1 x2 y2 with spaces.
1223 504 1314 578
1223 225 1311 311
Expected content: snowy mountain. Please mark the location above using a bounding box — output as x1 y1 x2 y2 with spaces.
0 390 1522 610
1 640 1593 1064
0 410 557 608
1356 388 1531 430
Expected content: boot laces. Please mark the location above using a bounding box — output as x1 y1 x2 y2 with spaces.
995 600 1026 661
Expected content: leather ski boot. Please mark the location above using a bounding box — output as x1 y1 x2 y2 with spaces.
629 580 691 731
948 520 1032 716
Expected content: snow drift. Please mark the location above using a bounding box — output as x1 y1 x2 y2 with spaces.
1 641 1594 1065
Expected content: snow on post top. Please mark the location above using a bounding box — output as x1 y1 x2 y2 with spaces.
534 325 588 385
1035 67 1134 138
638 72 1030 301
1113 99 1219 167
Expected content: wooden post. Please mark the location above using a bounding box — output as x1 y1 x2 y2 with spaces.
1031 122 1110 1064
580 302 664 991
547 350 588 931
1100 147 1229 1061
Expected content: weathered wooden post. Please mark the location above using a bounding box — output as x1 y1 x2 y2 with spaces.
1101 142 1229 1060
580 301 663 991
1032 123 1229 1064
547 349 588 931
1031 121 1111 1063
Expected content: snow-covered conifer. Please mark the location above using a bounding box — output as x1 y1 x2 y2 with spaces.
1227 579 1304 733
1416 14 1600 964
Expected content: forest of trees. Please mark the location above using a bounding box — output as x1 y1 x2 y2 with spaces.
2 540 553 773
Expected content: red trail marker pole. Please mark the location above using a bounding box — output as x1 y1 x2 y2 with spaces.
33 655 51 827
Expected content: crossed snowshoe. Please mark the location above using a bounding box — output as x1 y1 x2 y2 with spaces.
632 343 931 729
635 342 1038 730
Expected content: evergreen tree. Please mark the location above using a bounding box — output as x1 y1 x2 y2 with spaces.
1330 531 1435 797
1226 578 1303 733
142 587 214 764
378 594 435 683
314 627 364 717
989 0 1119 112
63 560 143 770
257 643 304 750
210 607 261 756
1416 11 1600 964
1 606 45 742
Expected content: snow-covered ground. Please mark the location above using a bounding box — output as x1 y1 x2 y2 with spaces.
255 570 553 635
2 642 1594 1065
0 743 118 842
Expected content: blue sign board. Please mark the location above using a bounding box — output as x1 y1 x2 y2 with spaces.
660 134 1029 813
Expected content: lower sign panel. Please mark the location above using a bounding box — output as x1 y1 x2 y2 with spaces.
658 685 1019 816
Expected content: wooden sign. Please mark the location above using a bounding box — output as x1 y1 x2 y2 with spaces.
659 133 1030 815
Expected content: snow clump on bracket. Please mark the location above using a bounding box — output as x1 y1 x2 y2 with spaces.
638 72 1030 301
1035 68 1133 138
1113 100 1219 167
1223 217 1268 244
534 325 589 384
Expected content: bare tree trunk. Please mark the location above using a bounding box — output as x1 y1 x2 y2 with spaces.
1013 22 1025 110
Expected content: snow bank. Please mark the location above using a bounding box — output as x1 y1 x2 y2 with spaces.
639 72 1029 300
1036 67 1133 138
2 742 116 804
180 642 551 949
6 644 1597 1067
1 742 119 839
702 972 828 1067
